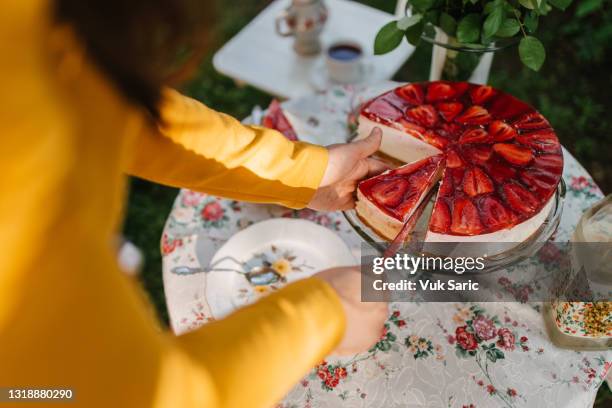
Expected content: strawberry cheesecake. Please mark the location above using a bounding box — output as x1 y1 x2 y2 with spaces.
356 155 443 240
355 81 563 247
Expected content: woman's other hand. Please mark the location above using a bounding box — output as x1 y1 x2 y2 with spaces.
308 128 388 211
315 266 388 356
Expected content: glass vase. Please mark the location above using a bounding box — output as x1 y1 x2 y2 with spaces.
422 28 515 84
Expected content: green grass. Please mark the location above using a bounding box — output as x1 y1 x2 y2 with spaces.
123 1 611 403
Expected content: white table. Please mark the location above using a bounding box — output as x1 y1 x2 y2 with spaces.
213 0 414 98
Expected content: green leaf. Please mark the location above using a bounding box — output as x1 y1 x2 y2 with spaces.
486 348 499 362
519 0 535 9
534 0 552 15
484 1 496 14
457 14 481 43
439 12 457 36
576 0 602 18
496 18 521 37
524 11 539 33
374 21 404 55
397 14 423 30
519 36 546 71
405 20 425 46
424 9 440 25
410 0 435 12
483 5 504 39
548 0 572 10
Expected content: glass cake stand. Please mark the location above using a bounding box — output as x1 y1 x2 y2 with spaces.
343 179 566 274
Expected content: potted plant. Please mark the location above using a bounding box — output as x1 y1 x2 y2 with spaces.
374 0 574 83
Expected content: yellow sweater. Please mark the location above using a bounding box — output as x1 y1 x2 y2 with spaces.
0 1 345 407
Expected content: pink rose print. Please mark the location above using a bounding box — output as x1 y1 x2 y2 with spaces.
496 328 516 351
201 201 224 221
316 361 348 390
456 326 478 351
570 176 590 190
161 233 182 256
181 190 205 207
472 315 497 341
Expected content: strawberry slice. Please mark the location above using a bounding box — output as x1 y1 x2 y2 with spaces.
394 156 432 175
459 128 490 144
462 167 494 197
446 148 464 168
438 170 454 197
451 197 483 235
493 143 533 166
489 120 517 142
470 85 495 105
430 199 451 233
502 183 539 215
485 160 517 183
456 106 492 125
452 82 470 97
436 122 463 140
422 130 448 149
516 129 560 153
364 98 403 122
463 145 493 164
520 169 558 194
478 196 513 230
370 178 409 208
436 102 463 122
426 82 455 102
533 154 563 172
397 118 426 138
406 105 439 127
513 112 550 131
395 83 424 105
395 191 419 215
489 94 531 119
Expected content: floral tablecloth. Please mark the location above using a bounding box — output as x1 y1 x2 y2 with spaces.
161 84 610 408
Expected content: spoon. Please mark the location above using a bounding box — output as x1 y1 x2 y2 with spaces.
171 262 281 286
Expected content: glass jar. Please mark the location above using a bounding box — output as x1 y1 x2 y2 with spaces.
544 194 612 350
421 27 517 84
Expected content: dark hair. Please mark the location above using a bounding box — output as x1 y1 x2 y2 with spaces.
54 0 215 116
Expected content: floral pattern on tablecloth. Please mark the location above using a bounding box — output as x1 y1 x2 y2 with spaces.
161 84 610 408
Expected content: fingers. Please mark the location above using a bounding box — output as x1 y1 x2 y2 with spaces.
350 127 382 158
366 158 391 177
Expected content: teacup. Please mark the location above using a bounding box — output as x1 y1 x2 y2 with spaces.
325 41 364 84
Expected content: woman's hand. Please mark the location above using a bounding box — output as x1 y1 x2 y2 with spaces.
308 128 387 211
316 266 388 356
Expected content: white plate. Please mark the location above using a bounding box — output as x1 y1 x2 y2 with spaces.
205 218 355 319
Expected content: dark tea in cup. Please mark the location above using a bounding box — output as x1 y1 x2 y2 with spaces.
328 44 362 61
325 40 364 84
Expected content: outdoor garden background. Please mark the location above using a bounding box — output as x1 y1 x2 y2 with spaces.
122 0 611 404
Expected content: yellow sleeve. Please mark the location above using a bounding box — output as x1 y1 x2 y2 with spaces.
0 2 345 406
0 95 345 407
175 278 345 407
125 89 329 209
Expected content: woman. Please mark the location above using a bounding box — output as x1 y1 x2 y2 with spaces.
0 1 388 407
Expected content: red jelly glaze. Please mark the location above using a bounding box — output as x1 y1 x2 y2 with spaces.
360 81 563 236
358 155 443 221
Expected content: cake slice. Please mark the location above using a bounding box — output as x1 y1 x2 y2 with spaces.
262 99 298 141
356 155 444 240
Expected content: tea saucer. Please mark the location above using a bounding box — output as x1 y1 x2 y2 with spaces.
309 60 375 92
204 218 355 319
